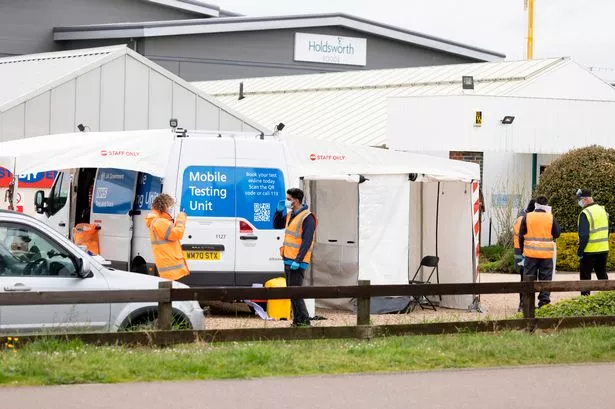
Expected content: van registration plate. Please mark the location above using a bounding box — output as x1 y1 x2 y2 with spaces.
184 251 221 261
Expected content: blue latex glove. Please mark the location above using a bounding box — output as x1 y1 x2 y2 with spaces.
290 261 300 270
577 255 583 261
276 200 285 212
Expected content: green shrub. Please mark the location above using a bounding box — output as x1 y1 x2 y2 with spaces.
535 145 615 232
480 245 507 263
555 232 615 271
536 291 615 317
479 246 516 273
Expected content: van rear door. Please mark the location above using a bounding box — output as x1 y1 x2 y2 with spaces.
234 139 287 286
90 168 138 270
176 137 236 286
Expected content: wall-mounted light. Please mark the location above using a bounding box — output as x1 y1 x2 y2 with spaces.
501 116 515 125
462 76 474 90
77 124 90 132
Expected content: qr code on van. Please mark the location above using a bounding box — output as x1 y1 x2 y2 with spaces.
253 203 271 222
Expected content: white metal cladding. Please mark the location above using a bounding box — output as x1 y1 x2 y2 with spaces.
194 58 572 147
0 45 267 142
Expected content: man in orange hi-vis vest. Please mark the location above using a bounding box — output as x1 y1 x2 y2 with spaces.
273 188 317 327
519 195 561 308
145 193 189 281
513 199 535 311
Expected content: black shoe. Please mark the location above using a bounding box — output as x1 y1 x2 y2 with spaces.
537 302 550 309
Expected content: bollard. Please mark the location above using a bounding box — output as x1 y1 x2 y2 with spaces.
158 281 172 331
357 280 371 326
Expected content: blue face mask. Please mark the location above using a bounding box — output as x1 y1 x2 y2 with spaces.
285 200 293 209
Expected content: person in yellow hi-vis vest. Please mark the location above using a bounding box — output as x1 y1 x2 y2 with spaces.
513 199 535 311
273 188 317 327
145 193 189 281
576 188 610 296
519 196 561 308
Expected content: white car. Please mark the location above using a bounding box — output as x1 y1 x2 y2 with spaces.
0 210 204 334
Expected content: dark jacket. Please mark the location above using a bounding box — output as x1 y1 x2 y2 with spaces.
273 204 316 264
518 209 561 255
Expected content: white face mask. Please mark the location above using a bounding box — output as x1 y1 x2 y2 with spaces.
578 199 584 208
285 200 294 209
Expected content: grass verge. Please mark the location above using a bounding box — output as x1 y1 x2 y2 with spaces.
2 326 615 386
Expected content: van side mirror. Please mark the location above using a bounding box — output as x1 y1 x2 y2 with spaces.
34 190 46 214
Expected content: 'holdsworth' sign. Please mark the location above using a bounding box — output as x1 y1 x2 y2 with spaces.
294 33 367 66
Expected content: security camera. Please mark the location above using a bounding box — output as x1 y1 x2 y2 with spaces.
169 118 178 128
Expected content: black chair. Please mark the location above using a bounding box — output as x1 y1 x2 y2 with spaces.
407 256 439 312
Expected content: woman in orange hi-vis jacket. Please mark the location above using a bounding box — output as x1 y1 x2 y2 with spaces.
145 193 189 281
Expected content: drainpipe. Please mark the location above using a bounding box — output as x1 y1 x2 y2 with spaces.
531 153 538 192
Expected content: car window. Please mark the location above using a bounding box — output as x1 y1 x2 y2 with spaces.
0 223 78 277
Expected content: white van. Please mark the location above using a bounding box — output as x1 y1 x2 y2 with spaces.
33 132 290 287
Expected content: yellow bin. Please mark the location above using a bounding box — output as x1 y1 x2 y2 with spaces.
265 277 291 321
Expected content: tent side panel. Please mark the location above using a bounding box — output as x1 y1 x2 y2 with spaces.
220 110 243 132
125 57 150 131
100 56 126 132
50 80 76 134
309 179 359 311
75 68 101 132
24 91 51 138
172 84 197 130
148 70 173 129
359 174 409 285
1 104 25 142
196 97 221 130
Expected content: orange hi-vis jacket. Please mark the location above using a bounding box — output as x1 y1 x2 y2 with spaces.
513 216 523 251
523 212 555 259
281 209 316 263
145 210 189 281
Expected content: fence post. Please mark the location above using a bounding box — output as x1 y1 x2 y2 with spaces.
158 281 172 331
522 275 536 330
357 280 371 327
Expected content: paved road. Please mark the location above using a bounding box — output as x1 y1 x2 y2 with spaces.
2 363 614 408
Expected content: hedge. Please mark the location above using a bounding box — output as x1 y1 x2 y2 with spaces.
536 291 615 317
535 146 615 232
555 232 615 271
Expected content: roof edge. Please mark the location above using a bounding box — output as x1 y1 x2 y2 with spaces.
142 0 220 17
0 46 129 113
54 13 505 60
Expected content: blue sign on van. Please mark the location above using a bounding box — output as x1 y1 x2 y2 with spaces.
135 173 162 210
92 168 137 214
181 166 285 230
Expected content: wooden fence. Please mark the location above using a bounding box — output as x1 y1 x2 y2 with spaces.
2 276 615 346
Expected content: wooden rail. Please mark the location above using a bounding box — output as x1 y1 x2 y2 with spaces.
1 277 615 344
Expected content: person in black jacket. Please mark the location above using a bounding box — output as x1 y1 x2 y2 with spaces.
273 188 317 327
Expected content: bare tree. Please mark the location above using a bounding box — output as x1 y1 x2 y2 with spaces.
489 176 530 248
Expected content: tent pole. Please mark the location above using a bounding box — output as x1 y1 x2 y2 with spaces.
435 182 441 302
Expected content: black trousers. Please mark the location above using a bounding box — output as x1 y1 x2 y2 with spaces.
284 264 310 325
523 257 553 307
580 253 609 296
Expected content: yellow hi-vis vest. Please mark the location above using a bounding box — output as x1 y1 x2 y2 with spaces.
580 205 610 253
281 209 315 263
523 212 555 259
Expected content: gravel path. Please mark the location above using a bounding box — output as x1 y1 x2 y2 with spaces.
204 272 594 330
